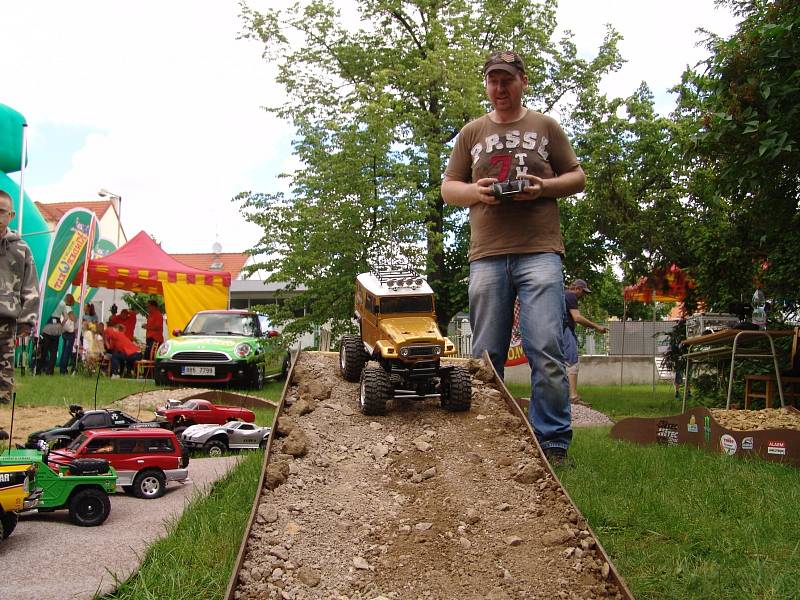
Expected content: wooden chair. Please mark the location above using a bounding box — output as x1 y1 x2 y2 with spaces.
134 344 159 379
744 327 800 409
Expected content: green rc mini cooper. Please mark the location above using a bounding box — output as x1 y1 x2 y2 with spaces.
154 310 290 389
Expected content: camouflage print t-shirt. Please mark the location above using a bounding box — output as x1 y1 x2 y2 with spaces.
0 230 40 327
444 109 579 262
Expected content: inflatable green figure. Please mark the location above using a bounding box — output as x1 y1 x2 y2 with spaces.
0 102 52 274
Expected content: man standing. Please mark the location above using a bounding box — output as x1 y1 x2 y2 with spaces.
59 294 77 374
142 300 164 359
0 190 39 403
564 279 608 402
441 50 585 465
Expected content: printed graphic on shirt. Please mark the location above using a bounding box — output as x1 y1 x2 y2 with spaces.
470 130 550 180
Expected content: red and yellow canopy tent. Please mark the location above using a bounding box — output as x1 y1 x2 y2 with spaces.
620 264 695 386
76 231 230 335
623 263 694 305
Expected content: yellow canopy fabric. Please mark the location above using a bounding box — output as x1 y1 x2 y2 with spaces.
162 280 229 337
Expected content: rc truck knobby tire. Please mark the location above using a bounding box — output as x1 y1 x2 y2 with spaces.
340 335 369 382
0 510 18 539
68 487 111 526
204 439 227 457
441 366 472 412
133 469 167 499
359 365 391 415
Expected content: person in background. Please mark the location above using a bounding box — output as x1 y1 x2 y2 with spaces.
81 321 101 370
668 318 688 399
143 300 164 358
40 293 72 374
441 49 586 466
564 279 608 402
58 294 77 375
122 308 137 341
0 189 39 404
84 302 98 323
104 323 142 378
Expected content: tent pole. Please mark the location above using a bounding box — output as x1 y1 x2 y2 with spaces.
16 124 27 234
620 301 627 386
652 295 657 393
73 215 97 374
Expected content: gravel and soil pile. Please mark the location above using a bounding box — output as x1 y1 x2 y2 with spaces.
234 353 624 600
711 407 800 431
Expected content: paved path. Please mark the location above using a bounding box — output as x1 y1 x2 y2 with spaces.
0 456 241 600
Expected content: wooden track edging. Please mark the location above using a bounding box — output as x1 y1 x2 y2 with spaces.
483 351 636 600
223 353 300 600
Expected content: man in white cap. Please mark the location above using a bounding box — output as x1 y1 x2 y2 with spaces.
441 49 586 466
564 279 608 402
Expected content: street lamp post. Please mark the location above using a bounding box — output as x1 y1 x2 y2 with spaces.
98 188 122 305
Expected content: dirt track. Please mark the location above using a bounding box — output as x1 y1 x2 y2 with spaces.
233 352 627 600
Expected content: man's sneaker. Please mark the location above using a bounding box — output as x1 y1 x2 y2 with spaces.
543 447 575 468
111 374 121 379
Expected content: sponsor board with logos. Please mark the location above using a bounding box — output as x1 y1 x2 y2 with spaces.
611 406 800 467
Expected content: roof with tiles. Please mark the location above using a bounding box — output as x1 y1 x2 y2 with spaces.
169 252 250 279
35 200 115 224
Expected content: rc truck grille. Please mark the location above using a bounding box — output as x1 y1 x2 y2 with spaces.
405 345 439 357
171 351 229 362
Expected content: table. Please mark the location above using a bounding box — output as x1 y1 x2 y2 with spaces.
680 329 795 410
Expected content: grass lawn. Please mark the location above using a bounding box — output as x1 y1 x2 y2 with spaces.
502 381 800 598
104 449 264 600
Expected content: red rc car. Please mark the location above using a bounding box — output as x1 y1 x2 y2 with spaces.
154 398 255 437
58 427 189 499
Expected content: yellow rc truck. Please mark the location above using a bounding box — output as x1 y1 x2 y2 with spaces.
0 460 40 541
338 265 472 415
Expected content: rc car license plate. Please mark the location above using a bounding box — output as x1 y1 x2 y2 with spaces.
182 366 215 376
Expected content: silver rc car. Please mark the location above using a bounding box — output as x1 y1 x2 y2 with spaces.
180 422 272 457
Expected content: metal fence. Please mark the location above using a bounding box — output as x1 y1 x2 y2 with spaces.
448 320 680 359
320 320 680 358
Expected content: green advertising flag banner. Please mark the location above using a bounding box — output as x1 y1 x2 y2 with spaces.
36 208 95 334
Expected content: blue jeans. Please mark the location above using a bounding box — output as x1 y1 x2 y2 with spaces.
111 352 142 376
469 253 571 450
59 331 76 374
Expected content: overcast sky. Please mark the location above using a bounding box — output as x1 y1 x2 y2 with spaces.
0 1 736 254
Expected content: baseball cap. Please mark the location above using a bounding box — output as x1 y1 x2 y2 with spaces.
483 50 526 76
571 279 592 293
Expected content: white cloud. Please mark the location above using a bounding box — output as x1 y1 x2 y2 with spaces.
556 0 737 113
1 0 738 253
2 1 289 253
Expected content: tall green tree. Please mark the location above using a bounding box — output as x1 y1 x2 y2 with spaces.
675 0 800 317
237 0 622 339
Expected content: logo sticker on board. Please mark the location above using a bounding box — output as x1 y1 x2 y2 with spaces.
767 441 786 456
720 434 737 455
687 415 698 433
